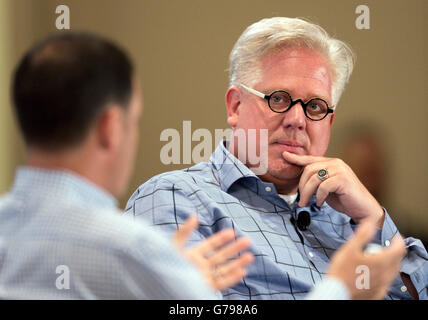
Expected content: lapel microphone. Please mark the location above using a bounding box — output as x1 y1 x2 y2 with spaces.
295 208 311 231
291 190 311 231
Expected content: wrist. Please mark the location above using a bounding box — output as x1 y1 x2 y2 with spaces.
367 205 385 229
352 205 385 229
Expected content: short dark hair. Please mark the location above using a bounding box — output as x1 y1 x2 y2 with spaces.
12 31 134 150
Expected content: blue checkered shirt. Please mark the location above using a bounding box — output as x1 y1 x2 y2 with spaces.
0 167 216 299
125 141 428 300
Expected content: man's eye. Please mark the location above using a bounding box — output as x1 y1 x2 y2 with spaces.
272 96 283 103
309 103 321 111
307 101 328 115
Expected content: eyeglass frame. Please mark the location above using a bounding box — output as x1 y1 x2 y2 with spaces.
239 83 335 121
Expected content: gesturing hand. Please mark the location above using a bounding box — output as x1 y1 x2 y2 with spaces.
282 151 385 226
327 218 406 300
173 215 254 291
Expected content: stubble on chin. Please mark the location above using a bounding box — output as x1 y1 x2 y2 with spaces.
261 156 303 183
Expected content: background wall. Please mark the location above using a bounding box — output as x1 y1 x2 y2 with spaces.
0 0 13 192
1 0 426 243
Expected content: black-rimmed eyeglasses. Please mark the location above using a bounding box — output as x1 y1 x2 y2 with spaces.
240 84 334 121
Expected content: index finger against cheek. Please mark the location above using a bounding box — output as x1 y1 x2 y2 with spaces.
282 151 326 166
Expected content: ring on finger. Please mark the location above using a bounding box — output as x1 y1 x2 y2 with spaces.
317 169 329 181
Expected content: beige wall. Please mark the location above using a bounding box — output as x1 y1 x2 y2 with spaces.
1 0 427 239
0 0 12 191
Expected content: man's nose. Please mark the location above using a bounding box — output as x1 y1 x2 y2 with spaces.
281 102 307 130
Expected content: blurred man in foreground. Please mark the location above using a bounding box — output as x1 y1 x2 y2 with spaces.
0 32 253 299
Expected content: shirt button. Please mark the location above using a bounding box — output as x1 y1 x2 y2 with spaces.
265 186 272 192
401 286 407 293
308 252 314 258
385 240 391 247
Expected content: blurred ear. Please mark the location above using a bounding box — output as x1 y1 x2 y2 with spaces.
329 113 335 126
96 106 124 150
225 86 242 127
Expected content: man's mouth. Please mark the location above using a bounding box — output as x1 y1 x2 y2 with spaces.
273 140 304 154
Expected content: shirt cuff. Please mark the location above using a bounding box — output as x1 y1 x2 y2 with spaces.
350 207 397 246
306 277 350 300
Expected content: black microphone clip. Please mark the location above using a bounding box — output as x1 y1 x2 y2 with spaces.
295 208 311 231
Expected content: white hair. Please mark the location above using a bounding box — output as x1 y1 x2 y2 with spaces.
229 17 356 108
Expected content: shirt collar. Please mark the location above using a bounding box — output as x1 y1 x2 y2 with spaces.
209 140 261 193
11 166 118 209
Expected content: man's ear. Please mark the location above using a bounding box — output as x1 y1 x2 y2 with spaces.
329 113 335 126
225 86 242 127
96 106 123 150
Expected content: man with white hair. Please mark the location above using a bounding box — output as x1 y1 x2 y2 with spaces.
126 17 427 299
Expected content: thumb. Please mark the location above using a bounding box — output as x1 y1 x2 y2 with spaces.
349 218 378 251
172 215 199 250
